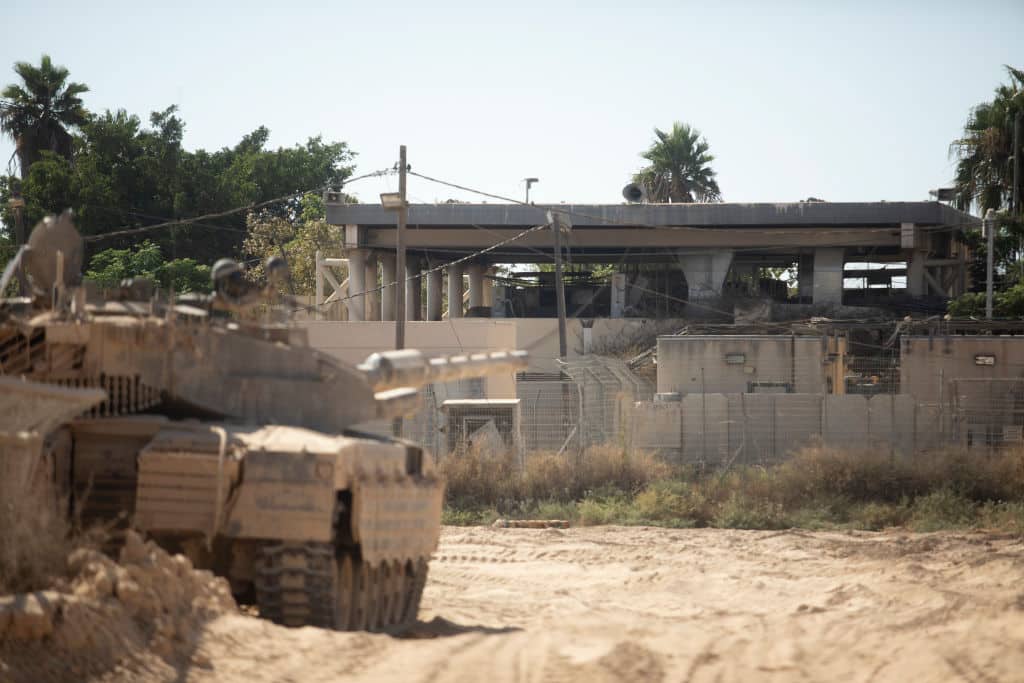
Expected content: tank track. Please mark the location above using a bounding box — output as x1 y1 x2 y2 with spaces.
254 542 429 631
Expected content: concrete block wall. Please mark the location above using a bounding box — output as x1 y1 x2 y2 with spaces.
632 393 931 465
656 336 827 395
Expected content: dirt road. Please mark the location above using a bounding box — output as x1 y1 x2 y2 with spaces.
103 526 1024 682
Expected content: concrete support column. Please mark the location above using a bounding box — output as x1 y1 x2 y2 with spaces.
482 267 495 307
907 251 927 297
812 248 844 306
345 249 367 321
364 254 380 321
676 250 734 300
610 273 627 318
406 259 422 321
467 262 485 310
797 253 814 301
380 252 396 321
447 264 464 319
426 269 443 321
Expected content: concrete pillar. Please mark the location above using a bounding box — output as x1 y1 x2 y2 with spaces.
482 267 495 307
812 248 844 306
364 254 380 321
426 269 443 321
345 249 367 321
610 273 627 318
447 264 464 319
380 252 396 321
406 259 422 321
797 253 814 301
467 263 485 310
676 250 734 300
907 251 927 297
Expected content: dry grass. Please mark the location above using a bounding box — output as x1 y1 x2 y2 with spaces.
0 488 73 595
442 444 1024 532
442 444 671 513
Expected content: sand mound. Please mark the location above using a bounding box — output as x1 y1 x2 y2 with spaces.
0 531 236 682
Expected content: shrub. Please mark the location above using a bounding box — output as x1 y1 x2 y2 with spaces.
908 489 978 532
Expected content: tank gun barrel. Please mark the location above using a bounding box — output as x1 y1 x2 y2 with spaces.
358 349 528 392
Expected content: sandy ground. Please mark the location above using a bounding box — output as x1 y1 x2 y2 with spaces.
69 527 1024 681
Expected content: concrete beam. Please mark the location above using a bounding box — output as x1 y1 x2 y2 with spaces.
327 201 978 230
358 227 904 251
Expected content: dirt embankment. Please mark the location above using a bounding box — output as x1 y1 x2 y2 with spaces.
3 526 1024 682
0 532 235 682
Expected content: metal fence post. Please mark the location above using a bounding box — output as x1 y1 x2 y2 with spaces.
701 367 707 473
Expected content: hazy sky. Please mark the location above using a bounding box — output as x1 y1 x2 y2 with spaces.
3 1 1022 210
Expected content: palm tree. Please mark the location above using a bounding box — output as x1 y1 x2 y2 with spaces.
633 122 721 203
1 55 89 178
950 65 1024 213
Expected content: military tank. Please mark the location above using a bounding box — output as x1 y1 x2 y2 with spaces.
0 210 527 631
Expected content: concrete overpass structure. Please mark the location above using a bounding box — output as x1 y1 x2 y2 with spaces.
324 199 978 321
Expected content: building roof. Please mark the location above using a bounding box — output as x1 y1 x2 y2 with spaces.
325 201 978 263
327 201 976 229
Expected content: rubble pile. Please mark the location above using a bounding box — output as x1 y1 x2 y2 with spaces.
0 531 236 681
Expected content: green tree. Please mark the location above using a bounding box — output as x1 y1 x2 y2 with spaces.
242 193 344 295
0 55 89 178
84 240 211 293
948 282 1024 319
950 65 1024 214
633 122 721 203
3 103 354 265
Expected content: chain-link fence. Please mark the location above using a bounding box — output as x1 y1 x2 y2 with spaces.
950 378 1024 449
354 355 1024 465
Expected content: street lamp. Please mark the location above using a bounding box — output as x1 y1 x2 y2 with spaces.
379 192 404 211
524 177 539 204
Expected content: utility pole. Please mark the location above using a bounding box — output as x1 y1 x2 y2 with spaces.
985 208 996 320
547 210 568 358
396 145 408 349
7 181 27 296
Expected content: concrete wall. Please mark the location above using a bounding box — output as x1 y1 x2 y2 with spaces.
656 335 826 395
631 393 924 464
900 336 1024 402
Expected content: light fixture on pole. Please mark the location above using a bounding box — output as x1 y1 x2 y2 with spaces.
379 192 404 210
524 177 539 204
